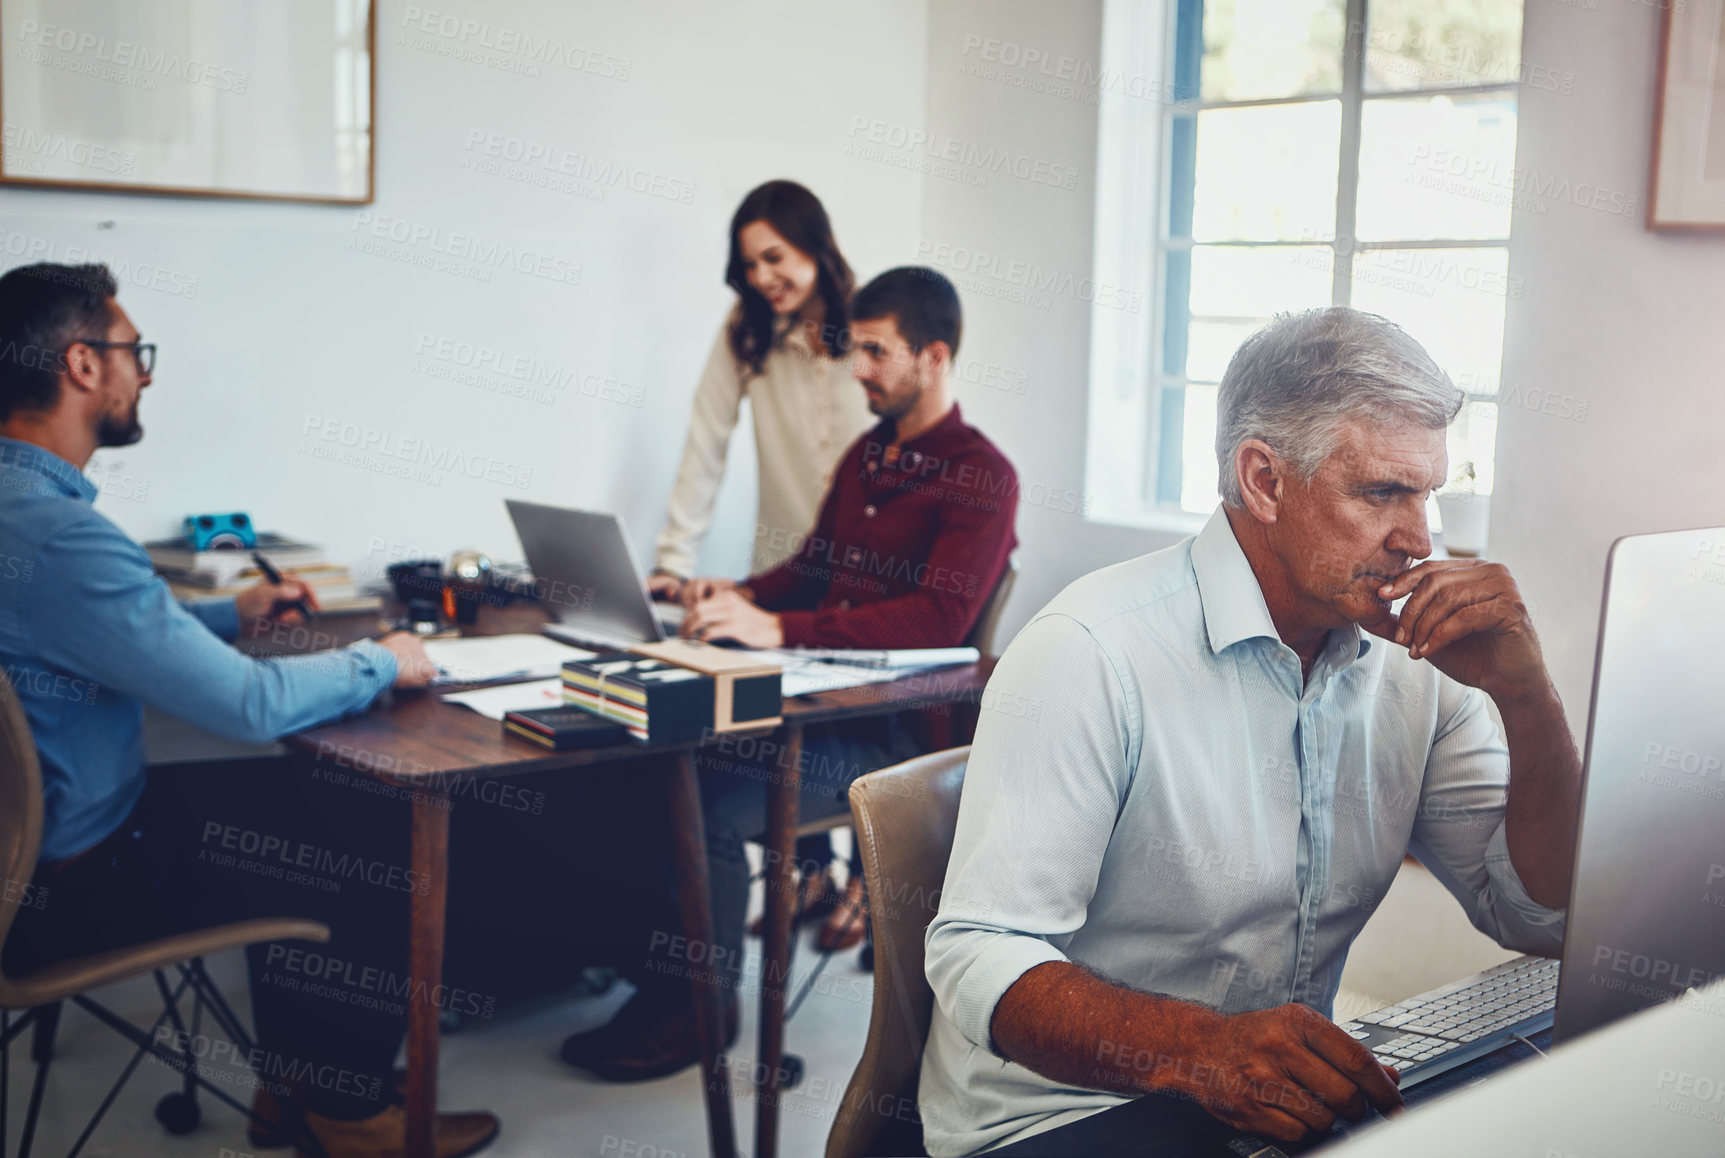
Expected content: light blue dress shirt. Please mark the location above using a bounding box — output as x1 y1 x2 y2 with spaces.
0 438 397 862
919 509 1565 1156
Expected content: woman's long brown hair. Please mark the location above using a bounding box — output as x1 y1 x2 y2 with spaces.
725 180 854 375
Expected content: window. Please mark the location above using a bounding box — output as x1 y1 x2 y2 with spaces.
1089 0 1523 523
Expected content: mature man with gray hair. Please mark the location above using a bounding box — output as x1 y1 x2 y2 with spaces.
917 307 1581 1155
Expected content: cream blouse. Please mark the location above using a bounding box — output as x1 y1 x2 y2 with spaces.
653 314 874 577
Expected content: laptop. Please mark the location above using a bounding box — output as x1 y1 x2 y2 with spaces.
504 500 681 652
1337 525 1725 1087
503 500 951 698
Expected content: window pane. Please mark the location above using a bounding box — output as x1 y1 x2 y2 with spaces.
1349 246 1510 402
1201 0 1346 103
1187 320 1264 382
1447 400 1498 496
1177 385 1222 514
1356 93 1517 242
1191 102 1342 242
1189 245 1335 319
1364 0 1523 93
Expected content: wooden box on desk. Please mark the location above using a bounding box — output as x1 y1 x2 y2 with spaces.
628 639 782 733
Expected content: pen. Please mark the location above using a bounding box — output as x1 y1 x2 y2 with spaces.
251 550 315 621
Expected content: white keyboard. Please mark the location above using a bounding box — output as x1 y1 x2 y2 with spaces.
1339 954 1559 1087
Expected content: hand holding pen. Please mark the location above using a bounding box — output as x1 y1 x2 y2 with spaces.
240 550 318 624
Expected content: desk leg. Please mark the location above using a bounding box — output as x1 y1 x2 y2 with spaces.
667 752 738 1158
404 785 451 1158
754 723 803 1158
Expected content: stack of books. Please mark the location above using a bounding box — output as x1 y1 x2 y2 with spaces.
502 706 629 750
562 653 713 744
145 534 382 613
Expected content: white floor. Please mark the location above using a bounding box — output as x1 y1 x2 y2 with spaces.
3 924 872 1158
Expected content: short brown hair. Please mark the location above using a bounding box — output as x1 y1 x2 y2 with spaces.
0 263 118 421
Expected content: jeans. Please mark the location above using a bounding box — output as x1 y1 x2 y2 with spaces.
635 715 923 1001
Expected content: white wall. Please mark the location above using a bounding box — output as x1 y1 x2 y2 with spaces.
0 0 929 585
920 0 1171 642
1493 0 1725 717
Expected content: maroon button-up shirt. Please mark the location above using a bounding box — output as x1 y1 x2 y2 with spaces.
746 404 1018 649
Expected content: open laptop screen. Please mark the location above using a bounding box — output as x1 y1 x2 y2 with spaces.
505 500 667 648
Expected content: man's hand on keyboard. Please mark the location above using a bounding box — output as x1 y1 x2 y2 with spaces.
1178 1003 1403 1142
677 575 737 609
681 588 782 648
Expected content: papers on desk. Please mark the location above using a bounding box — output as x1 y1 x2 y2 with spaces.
776 660 903 698
422 635 594 686
440 678 564 720
730 645 981 697
787 646 979 670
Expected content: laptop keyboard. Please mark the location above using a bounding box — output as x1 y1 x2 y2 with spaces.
1339 954 1559 1087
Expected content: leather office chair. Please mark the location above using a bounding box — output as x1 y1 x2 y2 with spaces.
825 746 969 1158
962 557 1017 657
0 669 331 1157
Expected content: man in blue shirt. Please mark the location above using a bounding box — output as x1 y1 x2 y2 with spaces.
0 263 497 1158
919 308 1582 1155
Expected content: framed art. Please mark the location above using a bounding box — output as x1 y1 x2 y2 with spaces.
1 0 374 204
1649 0 1725 229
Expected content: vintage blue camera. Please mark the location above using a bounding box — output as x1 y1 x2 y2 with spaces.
182 512 256 550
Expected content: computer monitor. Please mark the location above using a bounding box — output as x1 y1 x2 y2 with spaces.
1552 526 1725 1042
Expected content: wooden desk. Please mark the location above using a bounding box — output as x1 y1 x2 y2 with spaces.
252 607 994 1158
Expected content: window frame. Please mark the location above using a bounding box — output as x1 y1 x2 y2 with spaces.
1143 0 1518 517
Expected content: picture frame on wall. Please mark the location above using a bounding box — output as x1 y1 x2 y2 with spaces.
1649 0 1725 230
0 0 374 205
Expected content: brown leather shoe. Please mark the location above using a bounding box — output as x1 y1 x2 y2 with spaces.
295 1103 499 1158
564 990 740 1083
817 875 868 952
248 1080 301 1148
251 1070 411 1148
747 865 837 935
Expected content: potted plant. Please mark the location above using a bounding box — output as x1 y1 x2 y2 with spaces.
1436 460 1490 557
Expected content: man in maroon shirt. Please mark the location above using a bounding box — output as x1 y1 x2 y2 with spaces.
559 267 1019 1081
675 269 1018 652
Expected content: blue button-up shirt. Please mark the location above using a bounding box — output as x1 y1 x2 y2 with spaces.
919 509 1565 1156
0 438 396 862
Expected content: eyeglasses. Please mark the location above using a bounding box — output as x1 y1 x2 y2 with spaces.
72 339 155 374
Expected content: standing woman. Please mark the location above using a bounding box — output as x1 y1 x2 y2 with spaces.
647 180 874 943
649 180 874 590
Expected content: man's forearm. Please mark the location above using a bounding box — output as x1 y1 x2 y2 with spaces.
1496 682 1583 909
991 960 1222 1097
178 595 240 642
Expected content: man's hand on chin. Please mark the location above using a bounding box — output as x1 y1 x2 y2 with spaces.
680 589 783 649
1365 559 1551 703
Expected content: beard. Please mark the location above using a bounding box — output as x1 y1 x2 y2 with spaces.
866 376 923 421
97 403 143 447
